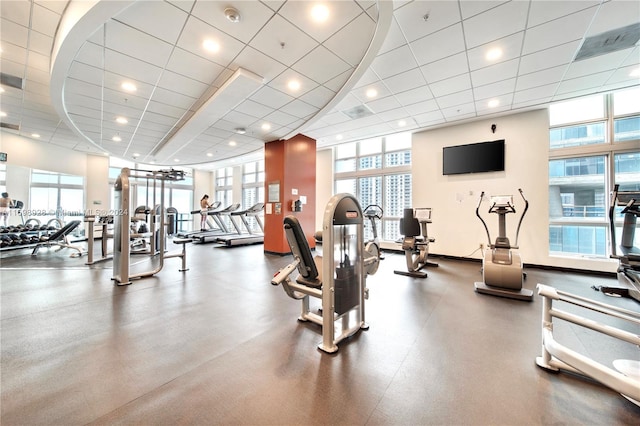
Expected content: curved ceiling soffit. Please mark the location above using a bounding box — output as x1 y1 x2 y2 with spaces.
50 0 136 154
50 1 394 162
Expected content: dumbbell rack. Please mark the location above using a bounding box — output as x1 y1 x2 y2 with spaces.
0 224 60 252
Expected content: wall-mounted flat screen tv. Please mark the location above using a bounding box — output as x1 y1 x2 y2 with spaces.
442 139 505 175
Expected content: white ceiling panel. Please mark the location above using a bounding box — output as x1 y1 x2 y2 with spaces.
410 23 466 66
516 66 566 92
105 20 174 68
32 2 61 35
429 73 472 98
403 99 439 116
248 15 318 67
191 0 273 44
466 32 524 71
115 1 188 45
421 52 468 84
437 90 474 109
277 0 363 43
1 18 29 48
176 15 246 66
299 85 336 109
555 71 613 95
462 0 529 49
370 45 418 80
518 40 580 75
292 45 352 85
522 7 597 55
473 78 516 100
279 99 318 118
27 29 53 56
564 49 633 80
470 58 519 87
231 46 287 84
249 86 294 110
383 68 427 94
165 47 225 84
156 69 208 98
393 0 461 43
377 15 405 55
587 0 640 35
394 86 433 107
104 50 164 86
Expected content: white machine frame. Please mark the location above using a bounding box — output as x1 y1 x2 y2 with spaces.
535 283 640 406
271 193 379 353
394 207 438 278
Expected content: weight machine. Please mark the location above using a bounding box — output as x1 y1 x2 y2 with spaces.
112 167 189 285
271 193 380 353
608 185 640 300
394 207 438 278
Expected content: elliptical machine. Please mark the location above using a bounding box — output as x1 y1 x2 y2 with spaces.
363 204 384 262
474 188 533 301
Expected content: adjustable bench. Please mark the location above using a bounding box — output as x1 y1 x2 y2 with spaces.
31 220 84 257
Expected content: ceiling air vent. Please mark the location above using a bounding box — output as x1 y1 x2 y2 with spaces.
0 122 21 131
0 72 24 90
574 23 640 61
342 104 374 120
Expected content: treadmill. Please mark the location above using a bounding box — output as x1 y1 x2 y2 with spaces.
192 203 240 243
176 201 222 238
216 203 265 247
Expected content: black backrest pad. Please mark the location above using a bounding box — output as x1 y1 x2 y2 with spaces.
283 215 318 280
399 208 420 237
46 220 81 241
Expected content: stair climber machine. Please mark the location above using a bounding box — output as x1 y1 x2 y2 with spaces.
474 188 533 301
270 193 380 353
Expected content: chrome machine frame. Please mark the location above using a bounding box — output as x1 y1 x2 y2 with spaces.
112 167 187 285
271 193 379 353
535 284 640 406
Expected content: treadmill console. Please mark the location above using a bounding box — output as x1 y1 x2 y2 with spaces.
490 195 513 207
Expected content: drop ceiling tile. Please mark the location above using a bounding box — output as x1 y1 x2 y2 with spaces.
177 15 246 66
150 87 196 110
411 23 465 66
292 45 352 85
587 0 640 35
604 64 640 86
319 111 351 125
467 32 524 71
370 44 418 79
279 99 318 118
35 1 66 15
365 95 401 113
528 0 599 27
268 69 318 98
299 85 335 109
515 65 566 92
25 65 49 86
235 99 275 119
473 78 516 100
403 99 439 115
1 18 29 48
115 1 188 45
64 78 101 100
555 71 612 95
105 20 174 68
352 68 380 89
441 104 476 121
249 86 294 110
323 69 351 93
278 0 363 43
146 101 185 119
352 80 391 103
383 68 427 94
192 1 274 44
157 69 208 98
377 16 406 55
462 1 528 49
436 89 474 109
378 107 413 123
470 58 518 87
474 93 513 113
67 61 103 87
323 12 376 66
26 49 49 72
104 50 164 86
249 15 318 67
166 47 225 85
522 7 596 55
1 1 30 26
421 52 468 83
519 40 581 75
393 0 461 43
28 30 53 57
223 110 260 127
263 109 298 127
394 86 433 107
430 73 472 98
231 46 286 84
0 42 27 66
31 2 60 35
565 49 633 79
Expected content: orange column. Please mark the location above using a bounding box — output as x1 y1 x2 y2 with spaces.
264 134 316 255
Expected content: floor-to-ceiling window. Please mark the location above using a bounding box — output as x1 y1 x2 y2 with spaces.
548 87 640 257
29 169 84 233
334 132 412 242
242 160 265 232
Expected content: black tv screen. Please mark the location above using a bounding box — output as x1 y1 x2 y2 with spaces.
443 139 505 175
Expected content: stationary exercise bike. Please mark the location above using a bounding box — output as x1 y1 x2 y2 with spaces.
474 189 533 301
394 207 438 278
363 204 384 263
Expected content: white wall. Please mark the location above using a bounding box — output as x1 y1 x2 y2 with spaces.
315 148 333 231
412 109 617 273
86 155 110 211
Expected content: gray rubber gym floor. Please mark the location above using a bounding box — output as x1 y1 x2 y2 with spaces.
1 241 639 425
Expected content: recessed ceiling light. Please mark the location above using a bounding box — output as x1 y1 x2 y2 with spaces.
261 123 271 131
311 4 329 22
116 116 128 124
336 134 343 140
0 111 6 117
133 153 140 158
366 88 378 98
112 134 122 142
229 140 237 146
398 120 406 127
121 82 137 92
630 67 640 77
287 80 301 91
207 152 213 157
488 99 500 108
486 47 502 61
0 87 4 93
203 39 220 53
32 133 40 138
234 127 246 134
174 158 180 162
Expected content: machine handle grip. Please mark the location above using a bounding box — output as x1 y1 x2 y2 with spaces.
271 259 300 286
